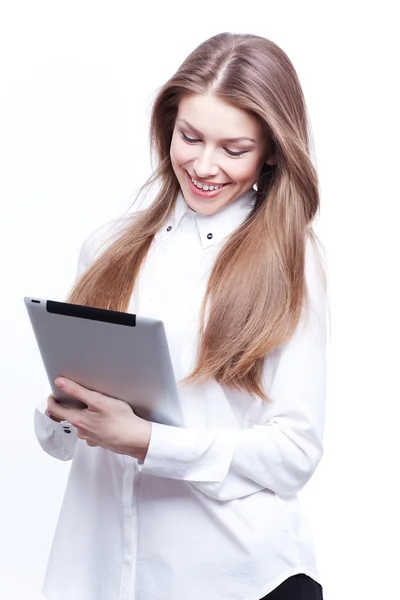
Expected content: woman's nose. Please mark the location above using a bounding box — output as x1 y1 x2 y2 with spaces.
193 151 219 179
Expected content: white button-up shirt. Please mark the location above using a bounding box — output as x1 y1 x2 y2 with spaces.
34 189 328 600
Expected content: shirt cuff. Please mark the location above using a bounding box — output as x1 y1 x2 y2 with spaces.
37 399 74 434
137 421 239 482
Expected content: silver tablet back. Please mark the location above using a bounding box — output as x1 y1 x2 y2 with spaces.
24 297 183 427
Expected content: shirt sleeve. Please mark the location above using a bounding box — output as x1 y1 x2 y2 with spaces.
34 401 79 461
137 238 328 501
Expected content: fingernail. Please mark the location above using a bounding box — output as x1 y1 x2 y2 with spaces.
56 378 65 387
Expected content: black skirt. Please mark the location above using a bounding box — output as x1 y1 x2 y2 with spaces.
259 574 323 599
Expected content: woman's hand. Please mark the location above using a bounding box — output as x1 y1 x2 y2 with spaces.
46 378 152 461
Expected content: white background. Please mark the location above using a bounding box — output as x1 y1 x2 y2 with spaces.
1 1 399 599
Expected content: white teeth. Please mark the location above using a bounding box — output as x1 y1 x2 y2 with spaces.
190 176 223 191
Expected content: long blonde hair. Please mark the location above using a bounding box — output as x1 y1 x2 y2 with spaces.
67 32 321 401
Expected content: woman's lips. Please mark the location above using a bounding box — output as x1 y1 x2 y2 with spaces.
185 171 230 198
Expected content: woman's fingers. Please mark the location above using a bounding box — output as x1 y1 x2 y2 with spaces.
47 395 69 422
47 389 100 450
77 430 98 447
47 378 104 425
55 378 101 411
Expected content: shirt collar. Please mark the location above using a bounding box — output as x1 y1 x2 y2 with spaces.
162 188 257 249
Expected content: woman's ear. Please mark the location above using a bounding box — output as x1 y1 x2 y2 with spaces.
266 154 277 166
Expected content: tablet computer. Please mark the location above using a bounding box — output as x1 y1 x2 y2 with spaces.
24 297 183 427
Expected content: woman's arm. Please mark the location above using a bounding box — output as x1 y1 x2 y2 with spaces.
137 239 328 501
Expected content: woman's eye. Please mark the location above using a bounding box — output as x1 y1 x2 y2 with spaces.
181 132 248 157
224 148 248 157
182 132 200 144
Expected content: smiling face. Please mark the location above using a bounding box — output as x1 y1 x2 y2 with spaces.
170 93 276 215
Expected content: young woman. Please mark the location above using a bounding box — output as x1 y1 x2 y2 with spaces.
35 32 327 600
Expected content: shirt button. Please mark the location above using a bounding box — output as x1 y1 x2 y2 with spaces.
207 233 213 240
166 226 172 232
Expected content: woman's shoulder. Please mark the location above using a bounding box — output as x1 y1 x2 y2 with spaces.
83 216 128 256
305 231 327 293
78 192 156 265
75 212 135 277
303 232 329 339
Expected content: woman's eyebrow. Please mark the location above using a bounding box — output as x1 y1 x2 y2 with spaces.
178 119 257 144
